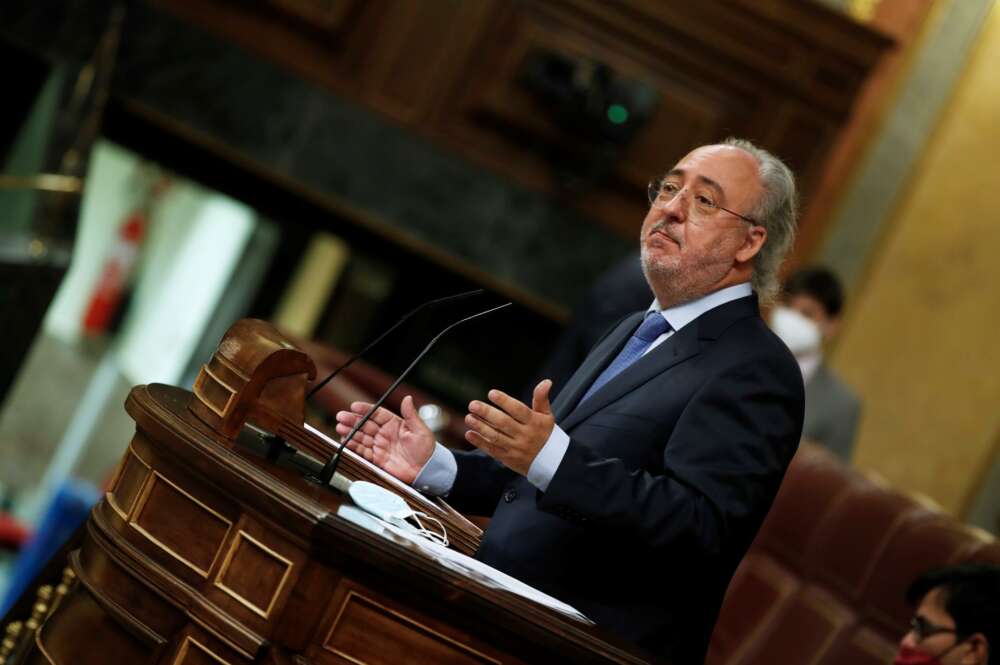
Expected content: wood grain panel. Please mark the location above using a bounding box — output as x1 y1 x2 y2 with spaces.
109 444 152 520
153 0 367 87
355 0 491 125
322 591 501 665
131 472 233 578
214 530 293 619
192 365 237 419
265 0 357 33
431 1 782 234
172 636 234 665
72 541 187 646
35 587 155 665
764 108 838 204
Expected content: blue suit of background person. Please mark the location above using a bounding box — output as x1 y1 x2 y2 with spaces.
446 292 803 663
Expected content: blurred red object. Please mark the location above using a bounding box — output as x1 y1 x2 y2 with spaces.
0 512 31 550
81 210 146 335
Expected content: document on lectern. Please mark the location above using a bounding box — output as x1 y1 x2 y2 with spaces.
304 422 484 557
336 504 593 625
305 423 435 507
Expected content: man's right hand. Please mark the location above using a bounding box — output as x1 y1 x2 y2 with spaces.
334 395 435 484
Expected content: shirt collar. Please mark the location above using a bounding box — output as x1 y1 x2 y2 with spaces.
648 282 753 332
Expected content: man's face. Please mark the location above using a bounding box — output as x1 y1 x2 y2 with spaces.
785 293 837 342
898 588 972 665
640 145 766 306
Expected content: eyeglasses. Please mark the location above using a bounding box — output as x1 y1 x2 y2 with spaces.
647 179 757 225
909 616 958 642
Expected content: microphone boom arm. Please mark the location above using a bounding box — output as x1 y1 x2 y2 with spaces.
315 302 513 486
306 289 485 400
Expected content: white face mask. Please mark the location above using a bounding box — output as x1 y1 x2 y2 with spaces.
770 305 822 358
347 481 449 547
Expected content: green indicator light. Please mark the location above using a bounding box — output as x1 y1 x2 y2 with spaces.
607 104 629 125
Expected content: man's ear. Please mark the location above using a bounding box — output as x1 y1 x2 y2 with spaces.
735 225 767 263
961 633 988 665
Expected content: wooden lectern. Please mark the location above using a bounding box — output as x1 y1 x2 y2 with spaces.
15 320 651 664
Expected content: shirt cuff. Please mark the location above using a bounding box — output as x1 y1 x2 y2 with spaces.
412 442 457 496
526 425 570 492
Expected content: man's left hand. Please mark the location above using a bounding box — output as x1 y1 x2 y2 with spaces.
465 379 555 476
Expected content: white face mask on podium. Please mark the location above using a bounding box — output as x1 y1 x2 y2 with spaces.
770 305 822 360
347 481 449 547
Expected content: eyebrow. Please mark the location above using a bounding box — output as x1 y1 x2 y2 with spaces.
666 168 725 198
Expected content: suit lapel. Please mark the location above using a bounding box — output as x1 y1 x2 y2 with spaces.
554 294 761 430
559 322 701 430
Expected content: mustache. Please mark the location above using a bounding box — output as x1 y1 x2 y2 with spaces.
649 221 680 244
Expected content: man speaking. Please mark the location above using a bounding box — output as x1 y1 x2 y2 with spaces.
336 138 805 663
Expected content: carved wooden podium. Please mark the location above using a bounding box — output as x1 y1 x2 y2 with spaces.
17 320 652 664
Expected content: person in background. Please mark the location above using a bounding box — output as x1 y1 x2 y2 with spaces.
770 266 862 460
894 563 999 665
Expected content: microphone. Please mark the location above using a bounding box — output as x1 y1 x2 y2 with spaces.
314 301 513 485
261 289 485 463
306 288 485 401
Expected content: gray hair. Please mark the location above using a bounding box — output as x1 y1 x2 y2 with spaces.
721 137 799 305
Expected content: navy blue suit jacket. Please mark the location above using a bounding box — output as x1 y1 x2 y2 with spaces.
449 294 804 663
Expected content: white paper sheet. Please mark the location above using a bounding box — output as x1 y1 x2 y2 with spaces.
335 504 593 624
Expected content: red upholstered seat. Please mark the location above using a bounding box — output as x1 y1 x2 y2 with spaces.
751 443 857 572
707 443 997 665
818 625 899 665
807 482 928 603
965 539 1000 565
862 517 990 631
706 553 800 665
740 584 855 665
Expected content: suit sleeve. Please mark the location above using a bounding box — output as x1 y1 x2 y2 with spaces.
537 353 804 558
445 449 518 517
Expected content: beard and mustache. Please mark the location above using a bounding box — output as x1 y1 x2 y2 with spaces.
640 220 739 307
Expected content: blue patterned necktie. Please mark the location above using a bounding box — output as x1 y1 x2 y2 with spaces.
579 312 672 405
